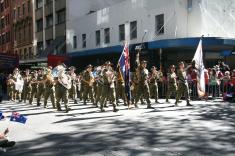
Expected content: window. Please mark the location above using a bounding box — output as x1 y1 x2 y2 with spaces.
24 48 27 59
96 30 100 46
28 23 32 40
28 0 30 13
19 27 21 41
46 0 53 4
18 6 20 18
0 3 4 12
13 9 16 19
2 34 5 44
119 24 125 41
28 47 32 59
82 34 86 48
36 0 43 9
187 0 193 10
6 32 10 43
73 36 77 49
36 19 43 32
1 18 5 29
104 28 110 44
46 39 53 47
130 21 137 40
155 14 164 35
46 14 53 28
57 9 65 24
37 42 43 54
22 3 25 16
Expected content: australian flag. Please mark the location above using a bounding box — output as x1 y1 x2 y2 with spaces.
10 112 27 124
0 111 5 120
118 42 131 101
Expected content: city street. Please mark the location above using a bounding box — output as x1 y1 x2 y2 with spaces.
0 99 235 156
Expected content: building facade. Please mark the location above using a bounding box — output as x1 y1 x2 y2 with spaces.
66 0 235 69
34 0 66 59
13 0 35 62
0 0 13 54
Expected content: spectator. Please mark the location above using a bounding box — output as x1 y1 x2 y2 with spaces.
209 69 220 98
0 128 15 148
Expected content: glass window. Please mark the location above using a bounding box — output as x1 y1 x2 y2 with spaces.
57 9 65 24
28 0 30 13
73 36 77 49
36 18 43 32
82 34 86 48
36 0 43 9
104 28 110 44
18 6 20 17
13 9 16 19
155 14 164 35
130 21 137 40
37 41 43 55
22 3 25 16
96 30 100 46
46 14 53 28
119 24 125 41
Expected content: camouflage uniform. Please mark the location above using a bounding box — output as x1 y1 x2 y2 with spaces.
43 74 56 108
82 67 95 105
100 62 119 112
149 68 159 103
29 74 38 105
69 71 78 104
175 63 192 106
22 74 31 103
134 61 153 109
36 72 45 106
166 66 177 102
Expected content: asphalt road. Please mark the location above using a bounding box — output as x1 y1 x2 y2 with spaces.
0 99 235 156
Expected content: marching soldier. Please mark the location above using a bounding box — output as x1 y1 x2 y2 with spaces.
94 66 104 107
175 62 193 106
100 61 119 112
69 66 78 104
36 69 45 106
7 74 14 101
116 71 127 106
29 71 38 105
149 66 160 103
22 69 31 103
166 65 177 103
43 67 56 109
134 60 153 109
55 64 71 113
82 64 95 105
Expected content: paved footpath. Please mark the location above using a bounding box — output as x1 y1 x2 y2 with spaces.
0 99 235 156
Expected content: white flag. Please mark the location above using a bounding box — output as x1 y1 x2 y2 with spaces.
193 39 205 97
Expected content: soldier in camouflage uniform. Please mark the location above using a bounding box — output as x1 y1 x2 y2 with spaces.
7 74 14 101
22 69 31 103
29 71 38 105
82 65 95 105
43 67 56 109
149 66 160 103
55 65 71 113
175 62 192 106
69 66 78 104
116 71 127 106
100 61 119 112
134 60 153 109
94 66 104 107
166 65 177 103
36 69 45 106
